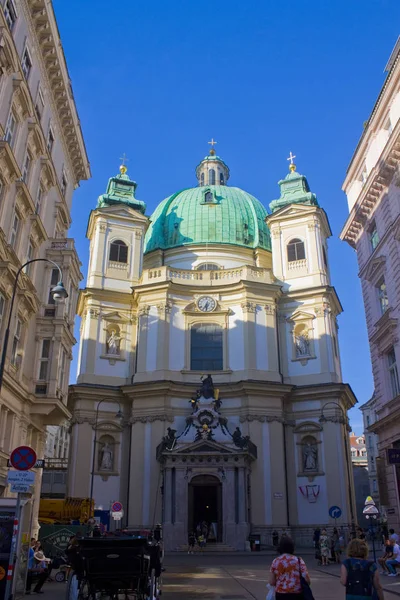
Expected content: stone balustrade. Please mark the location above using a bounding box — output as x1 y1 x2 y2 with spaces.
141 265 272 285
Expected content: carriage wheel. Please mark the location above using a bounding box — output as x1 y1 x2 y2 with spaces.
55 571 66 582
77 579 92 600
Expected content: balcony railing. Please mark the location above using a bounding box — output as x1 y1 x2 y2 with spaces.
287 259 307 271
141 265 273 286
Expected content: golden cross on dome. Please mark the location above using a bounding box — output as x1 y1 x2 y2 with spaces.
119 153 129 174
287 151 296 172
208 138 217 148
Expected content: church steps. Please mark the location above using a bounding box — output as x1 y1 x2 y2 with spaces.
175 543 237 552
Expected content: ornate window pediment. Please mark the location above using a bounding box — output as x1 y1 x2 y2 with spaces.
294 421 322 434
287 310 316 323
364 255 386 284
102 310 131 324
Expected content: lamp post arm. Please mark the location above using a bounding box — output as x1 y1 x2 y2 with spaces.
0 258 65 392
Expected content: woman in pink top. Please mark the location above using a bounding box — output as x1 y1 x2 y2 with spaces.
269 536 311 599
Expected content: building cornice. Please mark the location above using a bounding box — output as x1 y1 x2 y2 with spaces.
340 119 400 248
344 43 400 184
22 0 90 184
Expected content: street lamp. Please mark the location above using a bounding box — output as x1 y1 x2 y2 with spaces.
89 398 124 508
363 496 379 562
0 258 68 392
319 401 356 538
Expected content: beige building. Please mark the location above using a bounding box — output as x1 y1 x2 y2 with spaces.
341 37 400 530
68 151 356 550
0 0 90 531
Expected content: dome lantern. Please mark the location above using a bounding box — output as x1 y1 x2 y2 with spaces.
195 140 230 187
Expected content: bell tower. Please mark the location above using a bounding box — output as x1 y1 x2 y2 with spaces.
77 162 149 386
267 156 342 385
267 155 331 291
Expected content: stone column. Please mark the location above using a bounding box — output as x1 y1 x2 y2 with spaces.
223 468 236 547
163 468 172 524
0 407 9 449
156 302 171 371
132 230 143 284
136 306 150 373
241 302 257 371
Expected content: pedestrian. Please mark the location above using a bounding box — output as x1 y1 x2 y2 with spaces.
319 529 330 566
378 539 393 575
188 531 196 554
332 527 342 564
269 535 312 599
340 538 384 599
313 526 321 548
389 528 399 544
198 533 206 552
26 540 48 595
385 537 400 576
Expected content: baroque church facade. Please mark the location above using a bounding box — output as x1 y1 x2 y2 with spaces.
68 148 357 549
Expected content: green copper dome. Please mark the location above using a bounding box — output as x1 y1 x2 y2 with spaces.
144 185 271 253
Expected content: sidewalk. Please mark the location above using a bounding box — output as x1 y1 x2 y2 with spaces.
315 563 400 597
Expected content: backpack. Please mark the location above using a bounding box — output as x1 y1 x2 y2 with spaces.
344 559 374 597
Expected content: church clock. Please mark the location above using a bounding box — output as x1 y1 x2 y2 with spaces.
197 296 216 312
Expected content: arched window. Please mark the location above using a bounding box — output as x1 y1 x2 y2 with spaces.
209 169 216 185
195 263 220 271
200 172 204 186
204 191 213 203
287 238 305 262
109 239 128 263
220 172 224 185
191 323 223 371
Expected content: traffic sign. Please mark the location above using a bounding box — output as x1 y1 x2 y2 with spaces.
111 501 123 512
10 483 31 493
7 470 35 484
111 511 123 521
329 505 342 519
9 446 37 471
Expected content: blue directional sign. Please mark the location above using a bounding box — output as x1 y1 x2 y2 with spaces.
329 505 342 519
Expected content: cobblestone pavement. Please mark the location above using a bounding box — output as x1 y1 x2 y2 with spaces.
33 554 400 600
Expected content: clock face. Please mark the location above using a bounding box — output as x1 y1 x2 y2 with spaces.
198 296 216 312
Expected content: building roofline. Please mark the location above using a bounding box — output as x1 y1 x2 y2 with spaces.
344 37 400 179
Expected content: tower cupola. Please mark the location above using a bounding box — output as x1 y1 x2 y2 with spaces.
195 139 230 186
269 153 318 213
97 163 146 214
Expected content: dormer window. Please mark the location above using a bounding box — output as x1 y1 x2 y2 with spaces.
204 191 213 203
195 263 220 271
109 240 128 263
209 169 215 185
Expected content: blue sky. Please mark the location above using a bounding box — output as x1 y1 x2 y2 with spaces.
53 0 400 433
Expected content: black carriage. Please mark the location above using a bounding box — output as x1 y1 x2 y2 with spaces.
66 536 163 600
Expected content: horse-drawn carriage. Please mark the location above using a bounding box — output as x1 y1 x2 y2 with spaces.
66 535 163 600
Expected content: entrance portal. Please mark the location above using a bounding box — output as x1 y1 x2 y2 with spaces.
188 474 222 542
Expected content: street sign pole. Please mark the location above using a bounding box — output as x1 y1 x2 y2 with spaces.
4 493 21 600
5 446 37 599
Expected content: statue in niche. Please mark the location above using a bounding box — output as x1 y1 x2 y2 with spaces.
303 441 318 471
107 330 121 355
199 374 214 399
99 442 113 471
295 330 310 357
